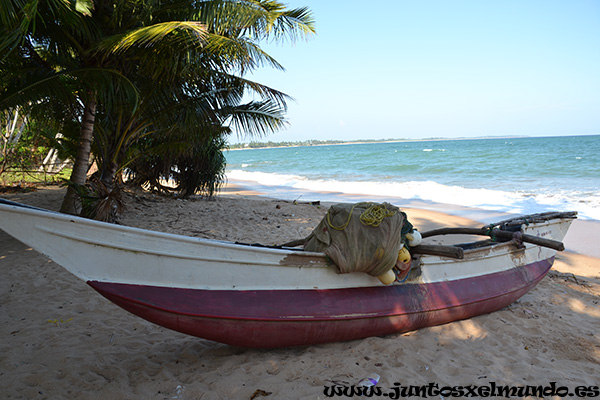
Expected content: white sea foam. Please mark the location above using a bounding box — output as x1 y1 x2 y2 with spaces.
227 169 600 220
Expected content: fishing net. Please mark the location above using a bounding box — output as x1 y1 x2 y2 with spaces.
304 202 409 277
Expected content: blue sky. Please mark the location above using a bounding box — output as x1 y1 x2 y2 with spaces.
236 0 600 143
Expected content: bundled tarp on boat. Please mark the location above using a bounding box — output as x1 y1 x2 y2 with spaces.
304 202 410 277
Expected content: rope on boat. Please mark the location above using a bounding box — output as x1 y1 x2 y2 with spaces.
326 203 357 231
360 204 397 227
326 202 398 231
484 225 498 241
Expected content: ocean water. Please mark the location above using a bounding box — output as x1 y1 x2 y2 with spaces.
224 135 600 221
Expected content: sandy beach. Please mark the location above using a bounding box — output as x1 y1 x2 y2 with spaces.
1 185 599 399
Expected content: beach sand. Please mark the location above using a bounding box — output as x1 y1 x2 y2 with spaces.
1 185 599 399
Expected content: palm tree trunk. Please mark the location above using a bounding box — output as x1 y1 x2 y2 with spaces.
60 94 97 214
99 160 117 191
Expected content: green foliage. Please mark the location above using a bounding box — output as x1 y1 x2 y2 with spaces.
173 135 227 198
2 0 316 216
125 132 228 199
69 177 125 223
1 108 64 175
88 0 315 198
0 168 71 187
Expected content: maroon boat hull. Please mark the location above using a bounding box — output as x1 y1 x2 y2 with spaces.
88 257 553 348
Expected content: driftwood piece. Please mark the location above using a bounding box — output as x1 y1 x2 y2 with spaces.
420 227 565 251
280 238 307 248
491 211 577 228
410 244 464 259
280 237 465 260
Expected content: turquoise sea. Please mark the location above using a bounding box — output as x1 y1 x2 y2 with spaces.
224 135 600 221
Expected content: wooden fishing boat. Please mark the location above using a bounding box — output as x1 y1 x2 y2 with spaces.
0 198 576 348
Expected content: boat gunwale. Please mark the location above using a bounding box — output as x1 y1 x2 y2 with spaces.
0 198 576 264
33 214 566 267
0 200 325 257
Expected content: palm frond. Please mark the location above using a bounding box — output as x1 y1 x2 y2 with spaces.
68 177 125 222
204 33 284 73
268 6 316 41
0 0 97 61
193 0 315 42
222 99 287 138
0 67 139 115
97 21 209 56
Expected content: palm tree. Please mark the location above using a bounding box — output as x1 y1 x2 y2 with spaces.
1 0 315 214
1 0 139 213
88 0 315 192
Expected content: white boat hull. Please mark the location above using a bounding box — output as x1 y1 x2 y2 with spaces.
0 200 575 347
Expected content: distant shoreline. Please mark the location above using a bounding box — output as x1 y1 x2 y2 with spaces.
228 135 531 150
228 134 600 150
